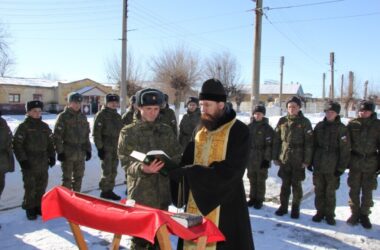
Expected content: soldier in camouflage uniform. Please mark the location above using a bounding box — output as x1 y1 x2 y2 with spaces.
159 94 178 137
13 101 55 220
346 100 380 229
246 105 274 209
54 92 91 192
118 88 182 250
93 94 123 200
178 97 200 149
309 101 350 225
122 95 139 126
0 110 15 224
273 96 313 219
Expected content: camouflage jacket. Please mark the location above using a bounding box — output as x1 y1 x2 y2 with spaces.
118 119 182 209
53 107 91 160
121 108 139 126
93 107 123 152
159 106 178 137
13 116 55 164
179 108 201 148
0 117 14 173
313 116 351 173
246 117 274 170
273 111 314 165
347 112 380 173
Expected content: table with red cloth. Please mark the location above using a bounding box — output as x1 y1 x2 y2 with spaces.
41 186 225 249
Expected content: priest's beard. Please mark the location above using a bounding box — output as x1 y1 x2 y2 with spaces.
201 109 224 131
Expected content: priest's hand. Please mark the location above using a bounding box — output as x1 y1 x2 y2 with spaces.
169 165 192 183
141 159 164 174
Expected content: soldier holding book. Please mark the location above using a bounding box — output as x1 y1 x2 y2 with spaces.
117 88 182 250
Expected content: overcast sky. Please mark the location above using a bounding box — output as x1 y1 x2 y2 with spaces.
1 0 379 97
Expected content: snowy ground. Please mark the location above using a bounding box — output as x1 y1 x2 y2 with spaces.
0 113 379 249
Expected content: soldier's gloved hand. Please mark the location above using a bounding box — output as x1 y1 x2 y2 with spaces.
57 153 66 162
260 160 270 169
20 160 30 170
334 170 344 177
49 156 56 167
86 151 92 161
376 168 380 176
307 165 313 172
97 148 105 160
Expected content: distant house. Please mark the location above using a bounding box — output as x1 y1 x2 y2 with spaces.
0 77 115 114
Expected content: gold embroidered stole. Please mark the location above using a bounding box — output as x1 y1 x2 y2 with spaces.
184 118 236 250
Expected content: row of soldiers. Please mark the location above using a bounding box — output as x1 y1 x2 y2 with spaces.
0 90 201 222
246 96 380 229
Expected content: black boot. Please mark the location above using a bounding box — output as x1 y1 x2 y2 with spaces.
247 199 255 207
26 209 37 220
325 216 336 226
275 205 288 216
312 212 324 222
253 200 263 209
360 214 372 229
290 205 300 219
346 213 359 226
100 191 121 201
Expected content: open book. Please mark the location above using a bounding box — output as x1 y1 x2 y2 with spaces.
130 150 179 176
170 212 203 228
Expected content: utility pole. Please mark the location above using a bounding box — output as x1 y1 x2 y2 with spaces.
329 52 335 100
364 80 368 100
279 56 284 115
340 74 344 105
120 0 128 114
322 73 326 100
251 0 263 112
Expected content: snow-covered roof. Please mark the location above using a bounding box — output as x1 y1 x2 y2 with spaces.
0 76 59 88
242 83 304 95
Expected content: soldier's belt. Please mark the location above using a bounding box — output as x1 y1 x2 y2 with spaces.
64 142 86 149
351 151 378 159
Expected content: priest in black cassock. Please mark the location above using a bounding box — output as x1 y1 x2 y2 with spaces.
170 78 254 250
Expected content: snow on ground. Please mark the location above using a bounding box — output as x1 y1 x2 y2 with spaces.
0 112 379 249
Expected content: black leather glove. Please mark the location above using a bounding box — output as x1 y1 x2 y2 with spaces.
20 160 30 170
307 165 313 172
260 160 270 169
169 166 189 183
376 168 380 176
334 170 344 177
49 156 56 167
86 151 92 161
97 148 105 160
57 153 66 162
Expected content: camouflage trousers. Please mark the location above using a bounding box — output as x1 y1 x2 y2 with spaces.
313 173 339 217
130 237 158 250
99 152 119 192
247 168 268 202
21 166 48 209
278 164 304 207
0 171 5 198
348 170 378 216
61 160 85 192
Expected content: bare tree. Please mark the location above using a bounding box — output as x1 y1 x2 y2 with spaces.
204 51 244 111
150 45 202 114
40 72 60 81
0 23 14 77
105 51 142 96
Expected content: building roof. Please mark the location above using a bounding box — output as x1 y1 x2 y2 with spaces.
0 76 59 87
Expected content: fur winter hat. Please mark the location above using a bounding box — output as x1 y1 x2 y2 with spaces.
324 101 341 114
253 105 266 115
186 97 199 106
286 96 302 107
358 100 375 112
67 92 83 103
26 100 44 111
105 94 120 103
136 88 164 107
199 78 227 102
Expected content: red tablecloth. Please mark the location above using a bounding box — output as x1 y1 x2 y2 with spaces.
42 186 225 244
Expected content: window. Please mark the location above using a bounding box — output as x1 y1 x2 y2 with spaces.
33 94 43 101
9 94 20 103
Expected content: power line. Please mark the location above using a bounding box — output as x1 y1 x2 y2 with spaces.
264 0 345 11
